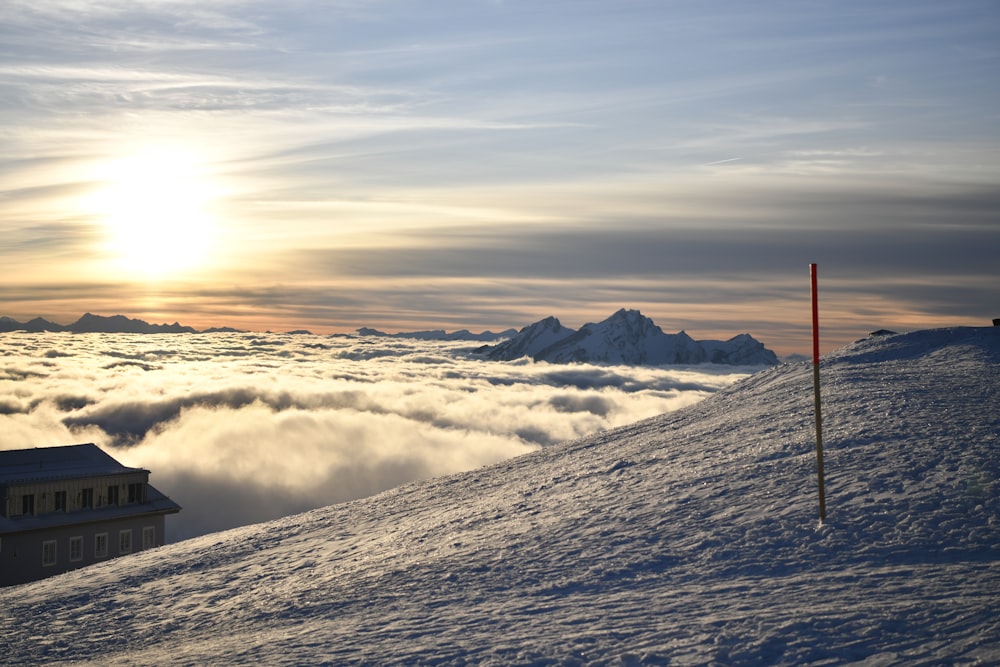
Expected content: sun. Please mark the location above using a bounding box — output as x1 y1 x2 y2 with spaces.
88 149 221 279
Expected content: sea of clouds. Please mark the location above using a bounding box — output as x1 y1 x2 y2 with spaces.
0 332 752 541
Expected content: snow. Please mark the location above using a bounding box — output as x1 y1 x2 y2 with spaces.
2 326 998 665
482 315 577 361
482 309 779 365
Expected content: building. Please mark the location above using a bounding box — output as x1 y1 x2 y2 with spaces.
0 443 181 587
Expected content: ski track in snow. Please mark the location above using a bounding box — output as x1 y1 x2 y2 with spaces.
2 327 999 665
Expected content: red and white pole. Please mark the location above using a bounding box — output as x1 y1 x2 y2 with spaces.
810 263 827 522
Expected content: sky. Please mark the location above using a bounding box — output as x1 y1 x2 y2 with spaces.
0 331 748 540
2 0 998 356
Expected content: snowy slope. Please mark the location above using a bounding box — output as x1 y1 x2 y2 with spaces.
2 327 998 665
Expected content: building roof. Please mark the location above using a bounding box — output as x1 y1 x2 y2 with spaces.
0 443 148 486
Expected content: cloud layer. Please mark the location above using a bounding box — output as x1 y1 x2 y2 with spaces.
0 332 747 540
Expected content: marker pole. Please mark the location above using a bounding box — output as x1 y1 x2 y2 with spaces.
810 263 827 522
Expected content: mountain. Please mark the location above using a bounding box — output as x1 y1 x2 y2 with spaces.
700 332 781 365
0 316 65 332
480 309 778 365
537 309 706 364
357 326 518 342
478 315 576 360
3 326 997 664
0 314 198 334
67 313 197 334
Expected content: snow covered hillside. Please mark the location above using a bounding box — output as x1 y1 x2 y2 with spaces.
2 327 998 665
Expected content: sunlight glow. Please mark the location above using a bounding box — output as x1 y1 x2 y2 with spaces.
87 149 222 279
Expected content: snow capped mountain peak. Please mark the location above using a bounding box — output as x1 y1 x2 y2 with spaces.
541 308 687 364
604 307 658 329
701 332 780 365
528 314 566 331
480 315 575 360
593 308 665 341
480 309 777 365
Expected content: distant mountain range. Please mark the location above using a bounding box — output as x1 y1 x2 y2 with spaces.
0 313 243 335
1 313 192 334
475 309 779 366
356 326 518 342
1 310 779 365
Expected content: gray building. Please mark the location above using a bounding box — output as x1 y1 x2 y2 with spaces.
0 443 181 587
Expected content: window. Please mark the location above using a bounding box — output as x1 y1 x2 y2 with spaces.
21 494 35 516
42 540 57 567
69 536 83 562
142 526 156 550
81 488 94 509
119 529 132 555
95 533 109 559
127 483 146 504
54 490 68 512
107 485 120 506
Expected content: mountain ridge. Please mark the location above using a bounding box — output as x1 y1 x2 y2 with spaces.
0 313 202 334
355 326 518 342
480 308 779 366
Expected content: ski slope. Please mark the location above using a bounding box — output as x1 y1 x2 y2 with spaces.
2 327 998 665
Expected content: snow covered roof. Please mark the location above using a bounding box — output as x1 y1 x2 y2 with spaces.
0 443 148 487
